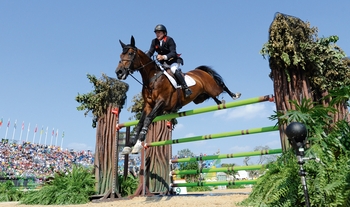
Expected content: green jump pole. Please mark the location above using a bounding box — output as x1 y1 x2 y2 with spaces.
146 125 278 147
117 94 273 129
171 164 266 175
171 180 257 187
171 148 282 163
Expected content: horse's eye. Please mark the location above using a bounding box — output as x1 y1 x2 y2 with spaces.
119 61 121 63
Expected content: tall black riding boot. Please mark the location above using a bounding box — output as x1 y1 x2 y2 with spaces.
174 70 192 97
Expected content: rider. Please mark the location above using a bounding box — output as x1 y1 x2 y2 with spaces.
146 24 192 97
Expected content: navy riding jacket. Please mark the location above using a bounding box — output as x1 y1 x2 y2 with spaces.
146 36 179 65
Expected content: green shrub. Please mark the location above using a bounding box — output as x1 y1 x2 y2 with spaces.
0 180 23 202
118 175 138 197
187 186 212 192
20 165 95 205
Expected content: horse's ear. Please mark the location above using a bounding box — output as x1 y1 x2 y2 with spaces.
119 40 126 48
130 36 135 47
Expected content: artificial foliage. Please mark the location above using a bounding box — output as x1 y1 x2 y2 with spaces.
240 93 350 206
118 174 138 197
0 180 23 202
20 165 95 205
76 73 128 128
239 12 350 206
76 73 128 196
261 12 350 150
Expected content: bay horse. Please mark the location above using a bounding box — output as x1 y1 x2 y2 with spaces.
116 36 241 154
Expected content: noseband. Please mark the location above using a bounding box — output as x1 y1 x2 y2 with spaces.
120 46 137 74
120 46 156 73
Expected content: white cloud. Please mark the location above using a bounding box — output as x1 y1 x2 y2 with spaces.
184 132 196 137
213 103 271 120
174 123 184 130
264 139 282 149
67 142 93 151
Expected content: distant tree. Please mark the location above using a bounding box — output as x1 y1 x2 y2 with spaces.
243 145 279 179
220 163 236 176
75 73 128 196
177 148 195 158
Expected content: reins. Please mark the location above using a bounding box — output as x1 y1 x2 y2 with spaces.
125 49 161 90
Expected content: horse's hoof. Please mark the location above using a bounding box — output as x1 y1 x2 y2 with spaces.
131 140 143 154
121 147 132 155
233 92 241 100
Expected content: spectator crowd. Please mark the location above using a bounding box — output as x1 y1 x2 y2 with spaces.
0 141 94 180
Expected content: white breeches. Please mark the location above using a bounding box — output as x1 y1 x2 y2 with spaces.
170 63 180 74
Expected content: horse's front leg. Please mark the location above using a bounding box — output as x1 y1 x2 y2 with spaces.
131 110 147 145
120 110 147 155
131 101 165 154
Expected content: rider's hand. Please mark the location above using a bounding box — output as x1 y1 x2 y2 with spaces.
157 55 167 61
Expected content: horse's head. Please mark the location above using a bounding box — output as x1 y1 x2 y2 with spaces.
115 36 140 80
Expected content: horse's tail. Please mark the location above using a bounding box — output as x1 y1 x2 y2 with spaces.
196 65 226 88
196 65 236 98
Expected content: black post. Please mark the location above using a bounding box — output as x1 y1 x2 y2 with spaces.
285 122 311 207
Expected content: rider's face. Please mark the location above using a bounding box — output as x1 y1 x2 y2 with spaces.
155 31 165 40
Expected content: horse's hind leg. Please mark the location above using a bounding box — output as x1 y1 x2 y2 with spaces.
222 83 241 100
213 97 222 105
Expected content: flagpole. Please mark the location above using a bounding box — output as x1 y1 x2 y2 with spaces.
38 126 44 145
11 120 17 141
0 118 3 129
55 129 59 146
60 131 64 149
44 127 48 146
25 123 31 142
19 122 24 142
50 128 54 146
32 124 37 144
4 119 10 140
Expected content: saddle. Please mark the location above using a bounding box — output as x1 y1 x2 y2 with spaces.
160 67 195 88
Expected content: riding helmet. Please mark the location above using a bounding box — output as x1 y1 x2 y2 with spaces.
154 24 167 34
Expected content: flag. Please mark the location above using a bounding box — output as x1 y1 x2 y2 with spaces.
62 131 65 138
52 129 54 136
34 125 38 133
40 126 43 135
0 118 3 127
22 122 24 130
14 121 17 129
7 120 10 127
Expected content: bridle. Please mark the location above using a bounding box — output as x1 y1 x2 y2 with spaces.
119 46 157 87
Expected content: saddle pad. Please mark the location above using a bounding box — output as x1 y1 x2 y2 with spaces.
163 71 196 88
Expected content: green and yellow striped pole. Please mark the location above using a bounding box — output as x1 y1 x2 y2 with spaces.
146 126 278 147
117 95 273 129
171 180 257 187
171 148 282 163
171 164 267 175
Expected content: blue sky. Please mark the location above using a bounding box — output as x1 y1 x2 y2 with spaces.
1 1 349 165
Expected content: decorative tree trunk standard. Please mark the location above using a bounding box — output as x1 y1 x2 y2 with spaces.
144 120 172 193
267 13 350 151
271 67 312 150
94 104 120 197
